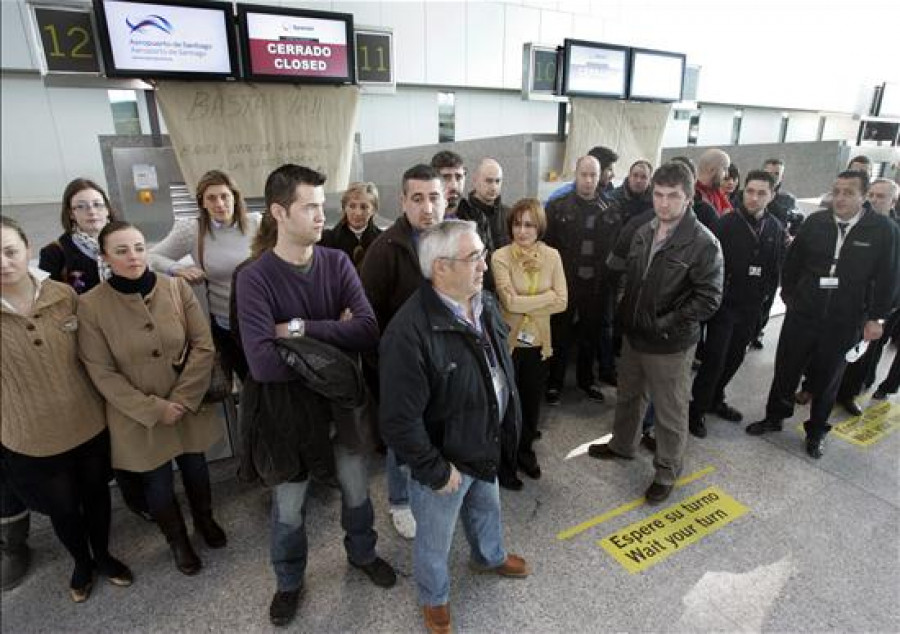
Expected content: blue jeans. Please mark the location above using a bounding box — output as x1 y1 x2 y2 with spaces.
409 473 506 606
142 453 209 514
386 448 410 508
270 443 377 592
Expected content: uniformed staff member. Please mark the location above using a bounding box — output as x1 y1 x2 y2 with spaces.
688 170 786 437
746 171 900 458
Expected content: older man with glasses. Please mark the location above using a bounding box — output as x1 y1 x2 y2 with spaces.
380 219 528 634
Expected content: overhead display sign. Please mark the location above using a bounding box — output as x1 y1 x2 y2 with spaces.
629 48 685 102
239 5 355 84
562 39 629 99
521 43 565 103
94 0 238 79
31 5 102 74
354 28 393 86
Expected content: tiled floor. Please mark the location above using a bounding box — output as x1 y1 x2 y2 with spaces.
2 318 899 633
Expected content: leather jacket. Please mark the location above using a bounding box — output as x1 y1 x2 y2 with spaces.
618 210 724 353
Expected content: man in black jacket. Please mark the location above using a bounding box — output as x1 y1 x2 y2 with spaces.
589 162 723 504
360 164 447 539
544 155 621 404
747 171 900 458
836 178 900 408
456 157 509 255
380 220 527 634
689 171 786 437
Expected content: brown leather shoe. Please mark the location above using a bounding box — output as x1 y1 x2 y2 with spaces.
423 604 452 634
471 554 530 578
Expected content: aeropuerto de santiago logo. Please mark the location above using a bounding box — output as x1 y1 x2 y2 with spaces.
126 14 173 34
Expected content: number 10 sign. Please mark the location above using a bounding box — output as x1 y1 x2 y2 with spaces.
354 27 394 92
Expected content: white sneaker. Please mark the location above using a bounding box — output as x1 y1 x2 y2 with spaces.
390 507 416 540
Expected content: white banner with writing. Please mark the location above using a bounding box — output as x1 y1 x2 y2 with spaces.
156 81 359 196
563 99 672 180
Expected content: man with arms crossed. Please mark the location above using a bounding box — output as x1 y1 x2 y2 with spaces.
236 164 396 626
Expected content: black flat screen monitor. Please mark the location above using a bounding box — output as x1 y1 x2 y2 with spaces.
238 4 354 84
628 48 686 102
562 39 629 99
93 0 238 79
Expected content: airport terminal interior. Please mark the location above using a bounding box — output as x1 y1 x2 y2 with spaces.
2 332 899 632
2 0 899 632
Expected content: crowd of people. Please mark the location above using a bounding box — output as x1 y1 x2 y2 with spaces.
1 146 898 633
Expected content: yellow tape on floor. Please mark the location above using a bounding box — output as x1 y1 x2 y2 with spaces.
597 485 748 574
831 401 900 446
556 466 715 541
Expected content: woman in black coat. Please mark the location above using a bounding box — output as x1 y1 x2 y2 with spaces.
320 182 382 268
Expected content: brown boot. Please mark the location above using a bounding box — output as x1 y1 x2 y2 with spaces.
470 553 530 578
423 604 452 634
152 503 201 575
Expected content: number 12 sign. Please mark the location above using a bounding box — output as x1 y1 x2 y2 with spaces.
354 27 394 92
31 5 102 74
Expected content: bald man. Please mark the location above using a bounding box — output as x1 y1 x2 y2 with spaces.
456 158 509 255
695 149 732 216
544 155 625 406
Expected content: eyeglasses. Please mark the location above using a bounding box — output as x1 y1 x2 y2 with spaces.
71 201 107 212
441 248 488 264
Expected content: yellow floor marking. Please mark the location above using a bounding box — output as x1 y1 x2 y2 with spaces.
598 485 749 573
796 401 900 447
556 465 716 541
831 401 900 446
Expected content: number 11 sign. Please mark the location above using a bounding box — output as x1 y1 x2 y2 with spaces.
354 27 394 93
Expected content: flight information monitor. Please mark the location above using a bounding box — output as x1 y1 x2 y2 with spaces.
561 39 629 99
93 0 238 79
238 4 355 84
628 48 686 102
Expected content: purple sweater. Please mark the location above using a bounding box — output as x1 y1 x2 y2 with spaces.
236 247 379 382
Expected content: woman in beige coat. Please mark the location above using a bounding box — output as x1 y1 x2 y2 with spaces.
78 221 224 576
491 198 568 486
1 216 132 602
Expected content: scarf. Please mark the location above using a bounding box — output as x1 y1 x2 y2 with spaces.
107 269 157 297
71 230 112 281
695 182 732 216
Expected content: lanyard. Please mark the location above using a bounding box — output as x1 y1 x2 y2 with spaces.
830 220 851 276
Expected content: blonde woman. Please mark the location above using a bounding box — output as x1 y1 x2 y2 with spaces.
79 221 223 577
491 199 567 485
320 181 382 267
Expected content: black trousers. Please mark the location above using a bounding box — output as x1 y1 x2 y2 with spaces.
877 347 900 394
691 305 758 415
211 317 248 382
838 309 900 399
765 312 859 438
1 430 112 566
512 347 547 463
548 280 611 392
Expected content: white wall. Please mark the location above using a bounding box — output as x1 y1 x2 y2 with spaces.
660 110 689 148
740 109 783 145
1 75 116 204
785 113 821 143
696 106 734 147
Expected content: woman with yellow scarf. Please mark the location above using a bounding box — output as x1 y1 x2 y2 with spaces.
491 198 568 487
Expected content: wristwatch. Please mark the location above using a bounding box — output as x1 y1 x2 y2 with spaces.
288 318 305 337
